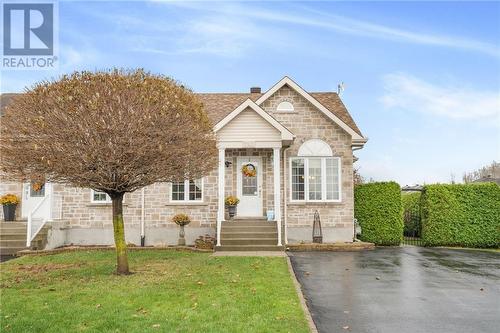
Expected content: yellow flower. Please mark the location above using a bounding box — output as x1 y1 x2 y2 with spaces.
0 194 20 205
225 196 240 206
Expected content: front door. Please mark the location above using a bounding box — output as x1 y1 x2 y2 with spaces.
22 182 51 219
236 157 263 217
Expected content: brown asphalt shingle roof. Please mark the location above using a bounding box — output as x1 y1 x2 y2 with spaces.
1 90 363 136
198 91 362 136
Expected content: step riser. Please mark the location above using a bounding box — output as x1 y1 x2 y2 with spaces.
0 231 47 237
215 245 284 251
221 232 278 238
0 247 27 256
0 228 28 233
221 239 278 245
0 222 27 227
222 227 277 233
0 234 27 240
0 240 27 247
225 221 276 226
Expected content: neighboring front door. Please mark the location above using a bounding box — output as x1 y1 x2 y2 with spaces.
236 157 263 217
22 182 51 219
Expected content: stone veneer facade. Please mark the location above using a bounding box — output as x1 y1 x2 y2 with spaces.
0 85 356 247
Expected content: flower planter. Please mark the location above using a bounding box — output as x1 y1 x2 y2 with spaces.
228 205 237 218
178 224 186 246
2 204 17 221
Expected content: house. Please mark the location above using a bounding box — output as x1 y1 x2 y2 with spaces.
0 77 366 252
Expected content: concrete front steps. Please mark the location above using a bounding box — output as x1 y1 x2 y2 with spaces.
0 221 49 256
216 217 284 252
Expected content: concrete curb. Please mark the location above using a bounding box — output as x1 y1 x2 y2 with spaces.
287 241 374 252
16 246 213 256
286 256 318 333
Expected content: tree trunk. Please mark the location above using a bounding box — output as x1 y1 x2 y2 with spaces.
112 193 129 274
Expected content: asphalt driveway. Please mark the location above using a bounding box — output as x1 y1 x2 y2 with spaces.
289 247 500 333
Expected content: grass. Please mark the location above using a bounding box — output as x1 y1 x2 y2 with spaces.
0 250 309 333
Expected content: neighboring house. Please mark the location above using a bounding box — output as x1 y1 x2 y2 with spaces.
401 185 424 192
0 77 367 250
472 176 500 186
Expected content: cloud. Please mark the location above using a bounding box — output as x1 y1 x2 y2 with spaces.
380 73 500 122
156 1 500 58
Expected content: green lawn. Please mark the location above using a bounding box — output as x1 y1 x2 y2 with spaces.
0 250 309 333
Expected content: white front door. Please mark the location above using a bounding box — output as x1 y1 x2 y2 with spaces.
236 157 263 217
22 182 51 219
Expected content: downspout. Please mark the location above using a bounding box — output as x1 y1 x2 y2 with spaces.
283 146 291 245
140 187 145 247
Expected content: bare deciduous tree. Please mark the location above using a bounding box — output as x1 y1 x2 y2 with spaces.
353 167 365 185
463 161 499 183
0 69 218 274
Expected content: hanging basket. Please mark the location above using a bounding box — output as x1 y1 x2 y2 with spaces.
242 163 257 177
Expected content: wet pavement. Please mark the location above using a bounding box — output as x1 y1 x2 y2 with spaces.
289 247 500 333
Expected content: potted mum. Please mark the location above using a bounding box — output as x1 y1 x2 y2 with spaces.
1 194 20 221
172 213 191 246
225 196 240 219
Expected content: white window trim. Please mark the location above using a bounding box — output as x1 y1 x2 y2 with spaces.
169 178 204 203
276 101 295 112
90 189 112 204
289 157 342 203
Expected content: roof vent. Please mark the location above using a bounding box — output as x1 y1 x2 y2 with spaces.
250 87 261 94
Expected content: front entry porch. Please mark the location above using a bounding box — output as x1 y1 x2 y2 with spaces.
213 98 295 250
216 147 283 249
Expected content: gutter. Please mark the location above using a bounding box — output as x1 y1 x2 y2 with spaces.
140 187 145 247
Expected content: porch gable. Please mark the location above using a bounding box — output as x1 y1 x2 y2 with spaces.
214 99 294 148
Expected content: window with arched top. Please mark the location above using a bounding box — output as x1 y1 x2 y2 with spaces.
276 101 294 112
298 139 333 157
291 139 341 202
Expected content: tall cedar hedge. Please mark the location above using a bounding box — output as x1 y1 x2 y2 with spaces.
354 182 403 245
421 183 500 248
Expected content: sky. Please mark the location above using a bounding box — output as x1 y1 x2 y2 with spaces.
1 0 499 186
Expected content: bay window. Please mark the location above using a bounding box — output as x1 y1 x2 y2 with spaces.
171 179 203 202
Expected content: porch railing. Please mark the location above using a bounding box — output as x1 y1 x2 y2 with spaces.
26 193 62 247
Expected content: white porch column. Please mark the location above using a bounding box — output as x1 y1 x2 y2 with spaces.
273 147 282 246
217 148 225 246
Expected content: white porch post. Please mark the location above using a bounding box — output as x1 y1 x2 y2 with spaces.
217 148 225 246
273 147 282 246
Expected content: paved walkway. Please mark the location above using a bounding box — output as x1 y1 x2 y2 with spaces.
289 247 500 333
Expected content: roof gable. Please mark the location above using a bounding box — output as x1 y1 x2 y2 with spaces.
255 77 365 140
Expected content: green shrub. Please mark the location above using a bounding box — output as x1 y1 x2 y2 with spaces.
354 182 403 245
402 192 421 235
421 183 500 248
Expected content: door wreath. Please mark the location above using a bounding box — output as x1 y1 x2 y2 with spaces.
242 163 257 177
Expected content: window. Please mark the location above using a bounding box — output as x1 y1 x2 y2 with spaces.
276 101 294 112
91 190 111 203
290 139 341 202
290 157 341 202
291 159 305 200
171 179 203 202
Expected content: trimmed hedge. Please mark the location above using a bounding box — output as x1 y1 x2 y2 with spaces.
354 182 403 245
421 183 500 248
402 192 421 235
